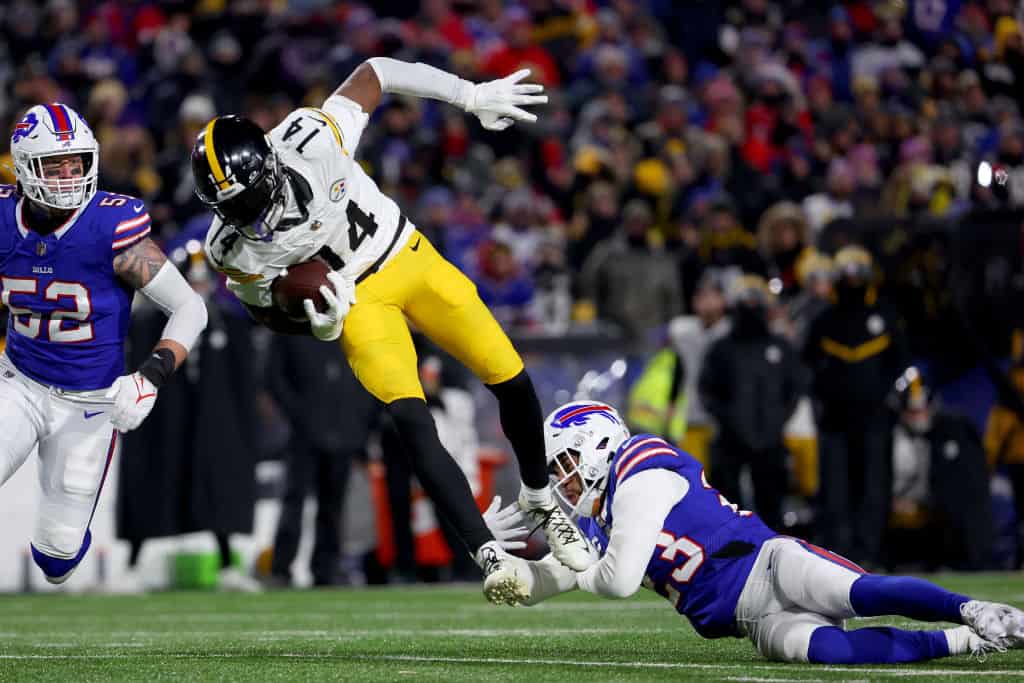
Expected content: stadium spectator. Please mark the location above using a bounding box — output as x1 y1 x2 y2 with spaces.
700 274 807 529
803 158 856 235
579 198 682 344
888 374 993 571
475 238 535 330
756 200 811 297
802 245 911 569
116 248 260 593
265 335 378 588
628 268 733 466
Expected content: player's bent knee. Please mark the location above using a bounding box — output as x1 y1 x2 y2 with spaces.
387 397 434 427
485 368 530 397
751 610 836 663
31 529 92 584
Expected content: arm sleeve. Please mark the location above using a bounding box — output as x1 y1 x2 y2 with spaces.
320 94 372 154
576 469 689 599
522 554 581 606
366 57 474 110
138 261 208 353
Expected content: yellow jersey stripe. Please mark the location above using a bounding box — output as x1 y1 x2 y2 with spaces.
306 107 348 156
203 119 230 190
820 334 891 363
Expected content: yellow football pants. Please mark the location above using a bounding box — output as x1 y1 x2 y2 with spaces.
341 230 524 404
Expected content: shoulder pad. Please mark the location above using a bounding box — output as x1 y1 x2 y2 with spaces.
104 193 151 252
611 435 680 485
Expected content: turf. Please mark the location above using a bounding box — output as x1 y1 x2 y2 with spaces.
1 574 1023 681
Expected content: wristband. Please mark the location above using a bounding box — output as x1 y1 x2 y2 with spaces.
138 348 176 388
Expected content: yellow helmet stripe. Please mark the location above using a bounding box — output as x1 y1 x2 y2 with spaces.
203 119 230 190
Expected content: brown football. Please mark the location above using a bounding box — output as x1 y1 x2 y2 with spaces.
271 259 331 320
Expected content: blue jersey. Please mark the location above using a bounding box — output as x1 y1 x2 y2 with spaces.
0 186 152 390
579 435 775 639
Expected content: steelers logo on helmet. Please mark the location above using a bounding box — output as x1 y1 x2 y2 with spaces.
11 103 99 210
192 115 288 241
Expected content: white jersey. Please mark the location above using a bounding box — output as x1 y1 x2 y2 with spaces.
204 94 414 308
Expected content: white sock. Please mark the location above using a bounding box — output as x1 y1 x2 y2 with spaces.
519 484 554 508
945 626 974 656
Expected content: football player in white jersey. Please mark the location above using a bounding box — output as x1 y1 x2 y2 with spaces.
191 59 592 596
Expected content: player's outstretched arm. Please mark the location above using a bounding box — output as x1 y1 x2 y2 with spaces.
335 59 546 131
577 469 689 599
521 554 580 606
109 237 208 432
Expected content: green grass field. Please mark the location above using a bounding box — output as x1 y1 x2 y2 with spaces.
2 574 1024 681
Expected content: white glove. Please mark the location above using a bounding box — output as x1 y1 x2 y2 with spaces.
303 270 356 342
104 372 158 433
463 69 548 131
482 496 529 551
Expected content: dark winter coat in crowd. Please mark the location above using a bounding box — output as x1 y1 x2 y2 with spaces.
265 334 379 453
117 302 258 542
700 313 807 453
802 290 911 429
579 235 683 343
922 413 994 570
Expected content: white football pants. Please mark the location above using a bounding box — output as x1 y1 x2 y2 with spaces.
735 536 863 662
0 353 119 560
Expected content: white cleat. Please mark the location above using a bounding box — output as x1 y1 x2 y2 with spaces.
476 541 530 606
519 497 592 571
961 600 1019 650
949 625 1006 660
997 604 1024 649
44 567 78 585
218 567 263 593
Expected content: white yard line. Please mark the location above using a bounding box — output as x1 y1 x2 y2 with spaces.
7 627 669 641
0 651 1020 677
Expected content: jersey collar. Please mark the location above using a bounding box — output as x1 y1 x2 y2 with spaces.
17 196 88 240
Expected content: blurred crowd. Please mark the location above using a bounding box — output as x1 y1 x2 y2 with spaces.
3 0 1024 338
4 0 1024 585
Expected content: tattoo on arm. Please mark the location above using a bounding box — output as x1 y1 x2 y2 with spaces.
113 237 168 290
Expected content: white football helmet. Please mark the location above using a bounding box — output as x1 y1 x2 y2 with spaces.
11 103 99 210
544 401 630 519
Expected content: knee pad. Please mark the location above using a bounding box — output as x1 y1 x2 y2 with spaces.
31 528 92 584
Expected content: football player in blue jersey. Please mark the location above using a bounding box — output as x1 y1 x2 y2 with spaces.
0 103 207 585
486 400 1024 664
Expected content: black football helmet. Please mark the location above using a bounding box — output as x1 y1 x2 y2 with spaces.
191 115 286 241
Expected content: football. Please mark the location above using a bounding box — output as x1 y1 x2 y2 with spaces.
271 259 331 319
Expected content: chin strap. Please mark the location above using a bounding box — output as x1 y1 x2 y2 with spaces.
276 167 312 230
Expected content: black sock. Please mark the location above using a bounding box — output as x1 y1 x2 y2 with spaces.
486 370 548 489
387 398 493 553
216 533 232 569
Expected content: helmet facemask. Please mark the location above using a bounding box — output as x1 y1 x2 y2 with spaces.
549 447 612 520
204 150 287 242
